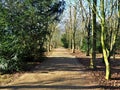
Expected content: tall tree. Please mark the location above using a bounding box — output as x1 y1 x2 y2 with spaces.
89 0 97 68
69 5 73 50
86 0 91 56
118 0 120 32
73 6 77 53
100 0 111 80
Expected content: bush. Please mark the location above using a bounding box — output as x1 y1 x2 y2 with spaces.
0 55 23 73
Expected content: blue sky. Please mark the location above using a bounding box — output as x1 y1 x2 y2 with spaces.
57 0 76 31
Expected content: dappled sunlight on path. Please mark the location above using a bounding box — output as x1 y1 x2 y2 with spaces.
0 48 104 90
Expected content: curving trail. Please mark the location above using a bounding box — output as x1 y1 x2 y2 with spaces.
0 48 104 90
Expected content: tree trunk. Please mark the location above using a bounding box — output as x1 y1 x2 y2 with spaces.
101 26 111 80
69 5 73 50
90 0 97 68
49 39 51 52
73 31 76 53
86 0 91 56
73 6 77 53
118 0 120 33
101 0 110 80
86 23 91 56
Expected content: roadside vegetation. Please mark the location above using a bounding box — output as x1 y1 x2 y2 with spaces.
0 0 65 74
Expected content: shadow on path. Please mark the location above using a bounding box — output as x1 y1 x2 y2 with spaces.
1 48 119 90
1 84 120 90
32 57 86 72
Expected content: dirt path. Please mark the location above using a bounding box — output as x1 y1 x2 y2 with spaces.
0 48 104 90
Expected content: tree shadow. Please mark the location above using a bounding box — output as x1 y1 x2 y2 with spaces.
31 57 87 72
77 57 120 73
1 84 120 90
76 56 120 87
1 56 120 89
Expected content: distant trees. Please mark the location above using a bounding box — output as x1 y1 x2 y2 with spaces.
47 22 59 52
61 0 80 53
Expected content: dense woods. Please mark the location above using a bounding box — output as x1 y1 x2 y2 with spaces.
0 0 65 73
0 0 120 82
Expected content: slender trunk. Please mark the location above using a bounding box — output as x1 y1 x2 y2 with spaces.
101 26 110 80
68 23 71 49
118 0 120 35
101 0 110 80
90 0 97 68
113 48 115 61
86 23 90 56
70 5 72 50
73 6 77 53
71 38 72 49
48 40 51 52
73 31 76 53
86 0 91 56
46 41 49 52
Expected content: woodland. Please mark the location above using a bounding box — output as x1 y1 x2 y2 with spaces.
0 0 120 88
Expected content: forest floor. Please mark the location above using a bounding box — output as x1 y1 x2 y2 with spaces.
71 50 120 90
0 48 120 90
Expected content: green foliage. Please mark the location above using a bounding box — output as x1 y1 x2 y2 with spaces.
80 38 88 52
0 0 65 73
80 35 102 53
61 34 69 48
0 57 23 73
